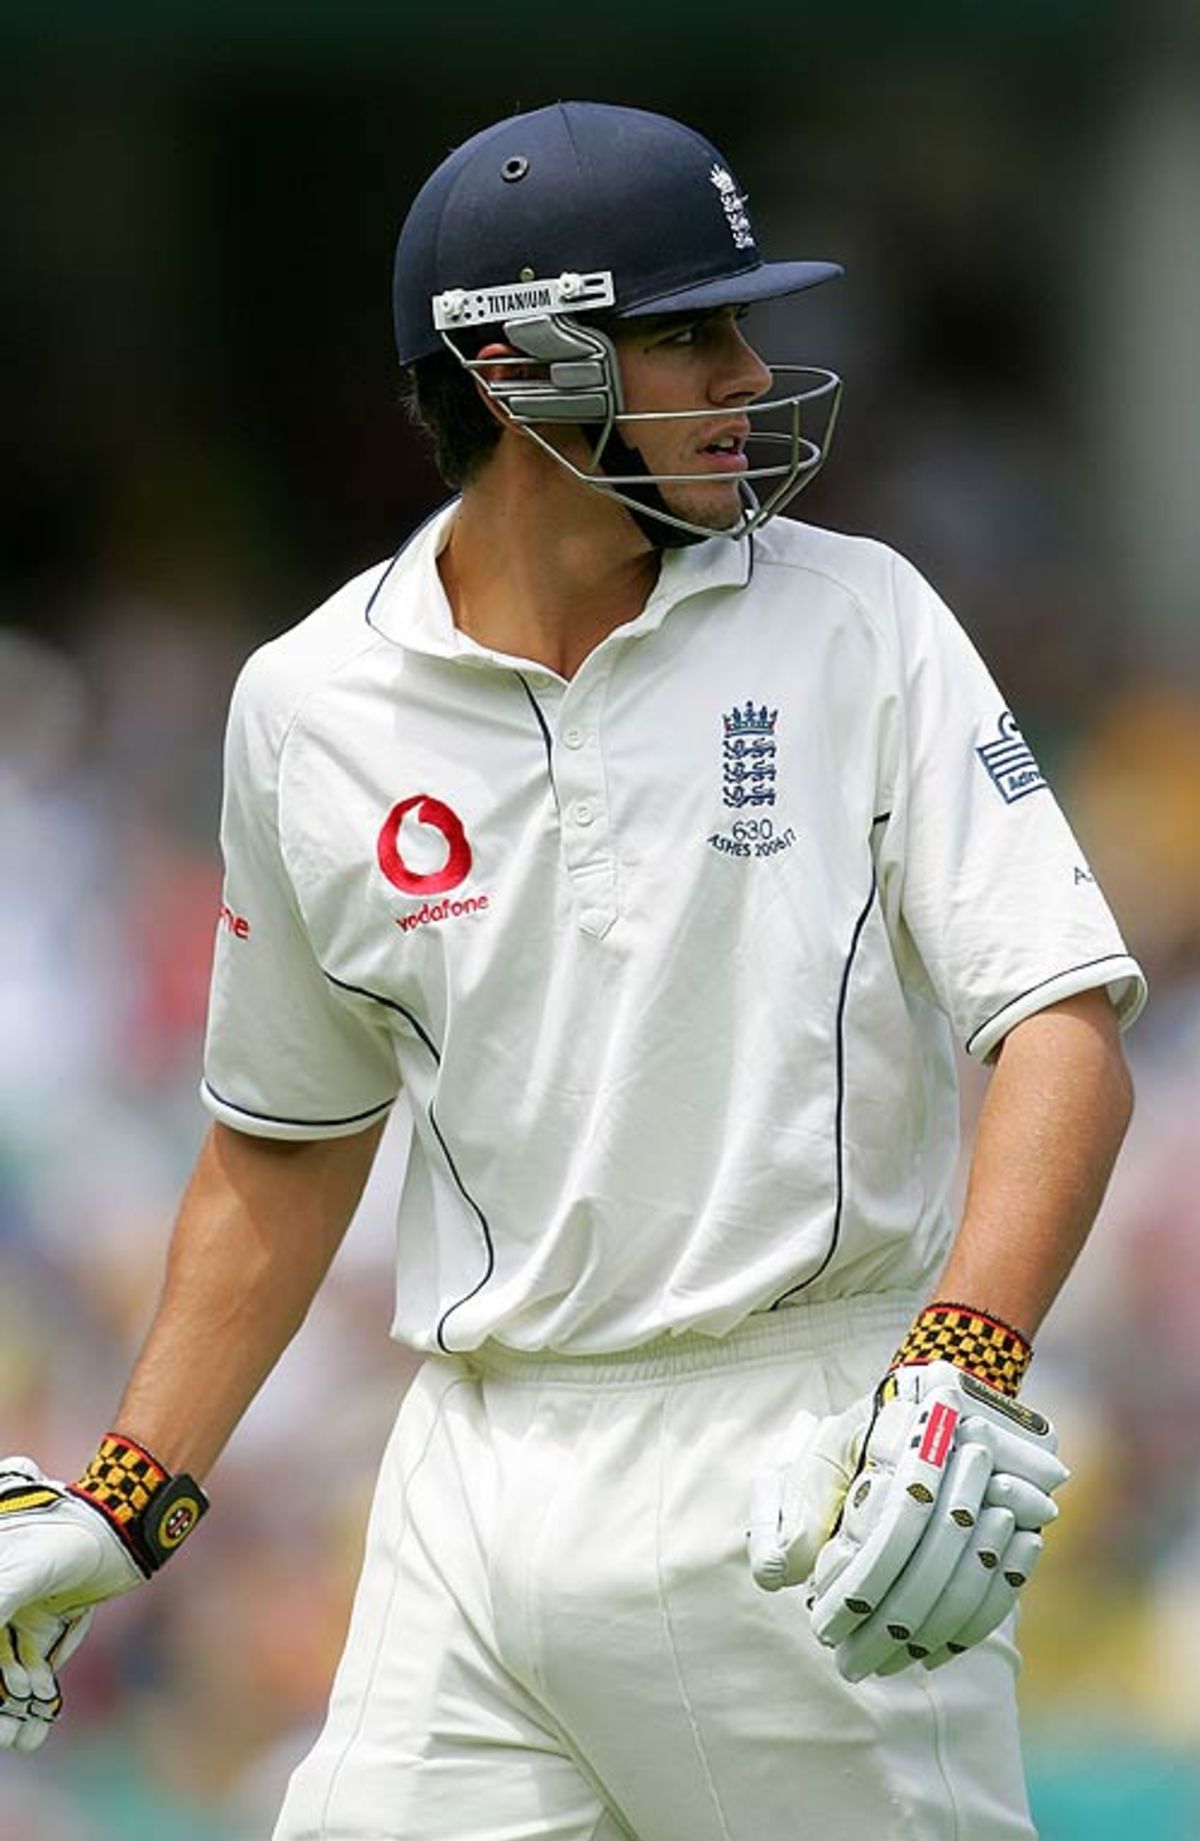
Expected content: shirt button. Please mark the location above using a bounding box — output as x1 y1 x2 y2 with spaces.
573 801 595 827
562 726 586 750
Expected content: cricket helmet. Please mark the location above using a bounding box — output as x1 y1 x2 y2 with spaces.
392 101 843 543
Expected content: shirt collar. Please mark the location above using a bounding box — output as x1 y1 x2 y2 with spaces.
365 496 753 663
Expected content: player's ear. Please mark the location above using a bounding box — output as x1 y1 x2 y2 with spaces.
475 341 517 372
473 342 536 427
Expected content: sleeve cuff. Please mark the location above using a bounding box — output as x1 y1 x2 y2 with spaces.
965 954 1148 1063
199 1079 396 1141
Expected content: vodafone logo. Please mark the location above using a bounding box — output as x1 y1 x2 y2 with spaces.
377 795 473 897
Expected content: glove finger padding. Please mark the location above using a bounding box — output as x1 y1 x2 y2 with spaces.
0 1619 37 1706
828 1440 995 1681
0 1598 94 1750
808 1372 968 1648
982 1471 1060 1530
921 1528 1045 1670
873 1504 1018 1672
0 1614 59 1705
0 1708 53 1754
959 1413 1069 1496
748 1403 865 1592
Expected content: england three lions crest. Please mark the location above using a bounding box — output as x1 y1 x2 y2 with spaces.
709 165 756 252
723 700 777 808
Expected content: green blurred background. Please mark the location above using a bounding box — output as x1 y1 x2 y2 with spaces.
3 3 1200 1836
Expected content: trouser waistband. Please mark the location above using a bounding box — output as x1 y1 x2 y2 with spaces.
457 1291 920 1386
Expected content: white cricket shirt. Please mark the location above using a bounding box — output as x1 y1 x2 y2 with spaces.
201 504 1145 1355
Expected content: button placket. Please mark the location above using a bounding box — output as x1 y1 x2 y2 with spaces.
555 665 616 937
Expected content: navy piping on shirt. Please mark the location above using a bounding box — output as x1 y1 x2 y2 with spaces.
321 970 496 1354
363 498 459 640
963 954 1132 1057
515 672 561 815
769 866 879 1310
201 1084 394 1131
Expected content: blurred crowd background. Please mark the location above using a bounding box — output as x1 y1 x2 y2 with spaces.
3 3 1200 1837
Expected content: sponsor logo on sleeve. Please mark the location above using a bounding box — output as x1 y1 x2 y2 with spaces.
976 711 1048 804
217 902 251 939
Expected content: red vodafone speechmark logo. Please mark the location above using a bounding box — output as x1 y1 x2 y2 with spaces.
377 795 473 897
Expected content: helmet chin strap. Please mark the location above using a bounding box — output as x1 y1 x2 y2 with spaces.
595 427 729 551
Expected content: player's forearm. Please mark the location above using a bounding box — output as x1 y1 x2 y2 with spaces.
935 987 1134 1341
108 1119 385 1479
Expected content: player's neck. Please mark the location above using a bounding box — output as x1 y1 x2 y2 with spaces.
440 447 660 680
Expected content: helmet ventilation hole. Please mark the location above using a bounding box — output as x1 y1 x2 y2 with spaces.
501 156 530 182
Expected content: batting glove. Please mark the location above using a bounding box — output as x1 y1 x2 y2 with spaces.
0 1438 208 1751
748 1399 863 1592
806 1361 1065 1679
748 1303 1068 1681
0 1594 92 1753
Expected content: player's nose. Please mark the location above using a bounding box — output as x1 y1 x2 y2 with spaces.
712 321 772 405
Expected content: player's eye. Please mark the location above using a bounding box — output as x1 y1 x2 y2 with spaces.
657 322 699 347
646 307 749 350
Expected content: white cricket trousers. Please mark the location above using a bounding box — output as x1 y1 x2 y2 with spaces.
273 1293 1038 1841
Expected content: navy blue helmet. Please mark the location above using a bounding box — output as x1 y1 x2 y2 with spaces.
392 102 843 542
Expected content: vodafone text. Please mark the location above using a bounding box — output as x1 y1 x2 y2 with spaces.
395 894 491 933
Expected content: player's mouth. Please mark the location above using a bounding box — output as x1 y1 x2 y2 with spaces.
694 426 749 474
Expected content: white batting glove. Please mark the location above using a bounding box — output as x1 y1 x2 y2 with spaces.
0 1455 137 1753
748 1400 868 1591
0 1440 208 1751
806 1363 1067 1680
0 1599 93 1753
874 1516 1045 1675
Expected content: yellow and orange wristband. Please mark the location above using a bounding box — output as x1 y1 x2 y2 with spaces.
69 1433 209 1577
889 1301 1032 1399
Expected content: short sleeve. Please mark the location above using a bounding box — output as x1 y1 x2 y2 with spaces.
201 658 400 1139
875 554 1147 1061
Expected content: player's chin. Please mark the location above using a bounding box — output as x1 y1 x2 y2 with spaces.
661 480 745 533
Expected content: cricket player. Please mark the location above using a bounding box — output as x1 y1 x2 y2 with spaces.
0 102 1145 1840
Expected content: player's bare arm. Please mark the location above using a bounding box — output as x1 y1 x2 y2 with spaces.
752 988 1133 1676
937 985 1134 1339
0 1118 383 1751
113 1116 386 1478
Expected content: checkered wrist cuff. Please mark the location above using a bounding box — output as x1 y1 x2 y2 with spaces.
69 1433 209 1576
890 1302 1032 1398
